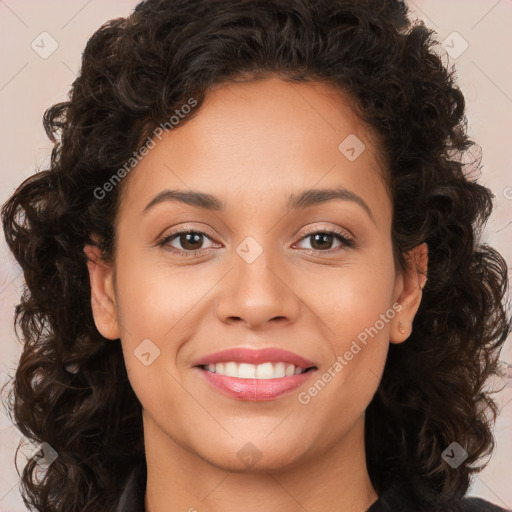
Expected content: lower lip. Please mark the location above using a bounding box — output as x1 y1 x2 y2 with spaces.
197 367 316 401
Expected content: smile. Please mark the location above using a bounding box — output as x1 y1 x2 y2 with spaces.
196 364 317 401
202 361 311 379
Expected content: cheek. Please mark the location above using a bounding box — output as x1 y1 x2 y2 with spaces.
302 250 396 390
113 248 209 339
112 255 223 404
303 251 397 339
113 267 193 430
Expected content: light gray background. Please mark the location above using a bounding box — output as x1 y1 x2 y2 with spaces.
1 1 511 510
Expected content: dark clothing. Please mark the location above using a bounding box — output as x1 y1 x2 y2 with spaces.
365 480 511 512
115 463 146 512
115 462 510 512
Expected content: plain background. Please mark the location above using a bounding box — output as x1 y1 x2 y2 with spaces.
1 1 511 510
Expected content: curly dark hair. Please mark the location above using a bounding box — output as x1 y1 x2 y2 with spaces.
1 0 510 510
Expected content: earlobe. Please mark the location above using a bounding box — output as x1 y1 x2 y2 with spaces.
83 243 120 340
390 243 428 344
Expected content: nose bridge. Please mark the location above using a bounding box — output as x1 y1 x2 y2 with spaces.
234 234 286 304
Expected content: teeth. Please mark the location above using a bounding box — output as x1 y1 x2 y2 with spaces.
225 362 238 377
205 362 307 379
256 362 274 379
239 363 256 378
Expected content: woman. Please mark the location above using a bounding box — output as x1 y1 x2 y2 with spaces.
2 0 510 511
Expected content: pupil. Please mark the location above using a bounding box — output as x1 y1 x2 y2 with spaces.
182 233 202 250
311 233 332 250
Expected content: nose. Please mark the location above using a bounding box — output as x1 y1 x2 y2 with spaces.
214 241 301 330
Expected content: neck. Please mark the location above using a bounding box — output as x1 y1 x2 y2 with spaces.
143 414 378 512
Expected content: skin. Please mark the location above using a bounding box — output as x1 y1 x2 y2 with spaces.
85 77 428 512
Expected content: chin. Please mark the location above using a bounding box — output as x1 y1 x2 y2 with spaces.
199 441 306 473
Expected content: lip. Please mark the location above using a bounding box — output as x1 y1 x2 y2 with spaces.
196 367 317 401
192 347 317 369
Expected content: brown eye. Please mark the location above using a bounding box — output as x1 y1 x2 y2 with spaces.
174 232 206 251
296 230 355 253
159 229 217 255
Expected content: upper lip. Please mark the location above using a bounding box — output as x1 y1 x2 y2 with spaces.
192 347 317 369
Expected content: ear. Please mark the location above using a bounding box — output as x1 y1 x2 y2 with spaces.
83 240 120 340
389 242 428 344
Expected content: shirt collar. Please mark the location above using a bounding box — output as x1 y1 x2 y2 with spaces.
115 462 147 512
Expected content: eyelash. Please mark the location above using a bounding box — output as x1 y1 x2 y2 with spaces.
157 226 355 257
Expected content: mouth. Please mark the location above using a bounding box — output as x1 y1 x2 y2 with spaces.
194 361 318 401
198 361 317 379
192 347 318 401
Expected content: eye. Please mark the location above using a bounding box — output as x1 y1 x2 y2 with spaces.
294 229 355 253
158 228 218 256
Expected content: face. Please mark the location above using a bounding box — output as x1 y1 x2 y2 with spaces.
86 77 426 472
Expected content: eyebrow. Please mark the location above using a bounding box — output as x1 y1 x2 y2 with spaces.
143 187 375 222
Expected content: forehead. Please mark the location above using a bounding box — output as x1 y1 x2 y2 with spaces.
118 77 389 217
